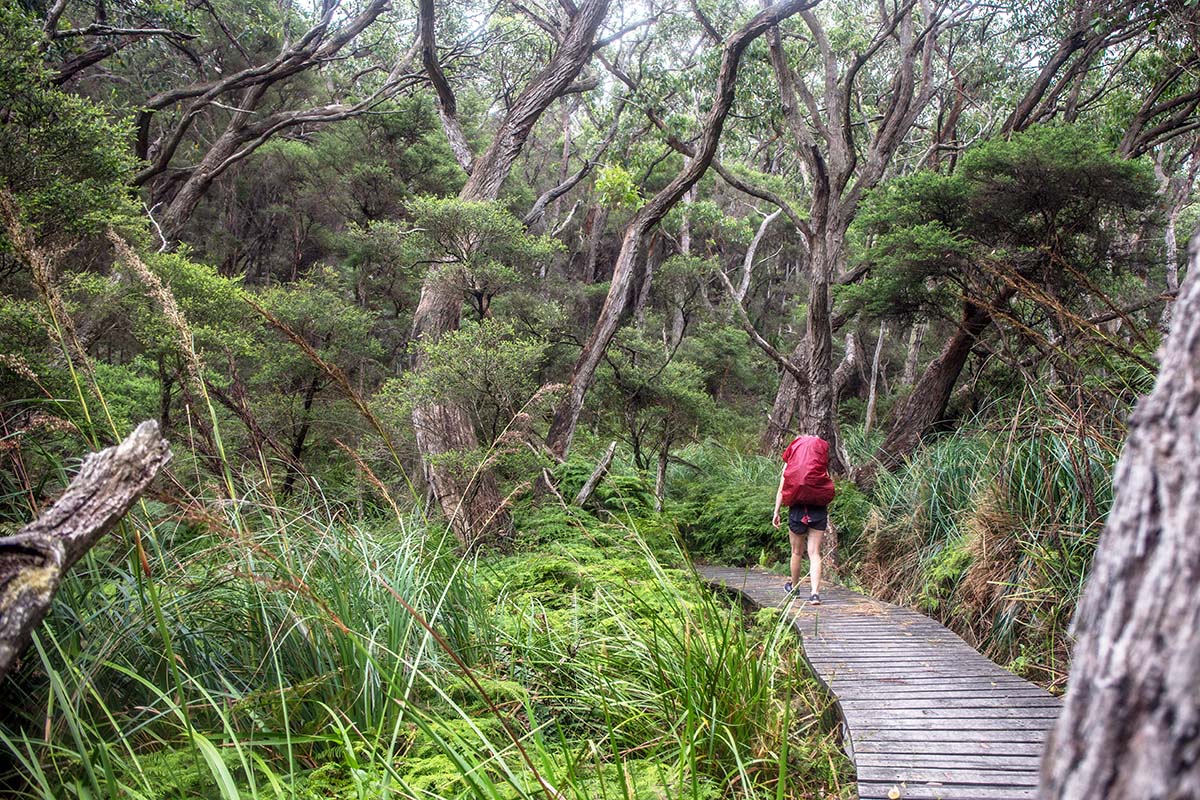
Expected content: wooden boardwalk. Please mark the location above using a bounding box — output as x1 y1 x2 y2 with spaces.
697 566 1061 800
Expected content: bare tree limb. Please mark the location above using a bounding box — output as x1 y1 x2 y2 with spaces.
715 268 808 382
574 440 618 505
523 96 626 228
419 0 476 174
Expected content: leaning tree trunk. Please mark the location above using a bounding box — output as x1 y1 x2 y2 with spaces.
410 0 610 547
760 348 808 455
0 421 170 682
1039 230 1200 798
545 0 818 461
855 298 995 486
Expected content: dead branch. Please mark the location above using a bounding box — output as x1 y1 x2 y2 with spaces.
574 440 618 506
0 422 171 683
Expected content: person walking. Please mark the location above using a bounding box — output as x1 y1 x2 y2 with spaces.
771 434 835 604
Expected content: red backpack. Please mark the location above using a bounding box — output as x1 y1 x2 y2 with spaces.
780 435 836 506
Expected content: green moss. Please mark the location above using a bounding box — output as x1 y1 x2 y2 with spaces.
917 535 973 612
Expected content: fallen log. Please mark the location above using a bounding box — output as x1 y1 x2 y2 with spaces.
0 420 170 682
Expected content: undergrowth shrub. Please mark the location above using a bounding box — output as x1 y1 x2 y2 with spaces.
2 461 853 799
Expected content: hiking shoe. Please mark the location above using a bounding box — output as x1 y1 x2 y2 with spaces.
783 581 799 595
809 593 822 606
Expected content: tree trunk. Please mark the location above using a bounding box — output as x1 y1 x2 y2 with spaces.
901 320 926 386
0 421 170 682
856 298 997 485
282 373 321 498
633 234 663 327
804 239 844 473
1039 230 1200 799
410 0 610 547
158 356 173 430
735 208 781 303
832 329 866 404
864 321 886 435
545 0 817 461
654 441 669 513
760 347 808 455
670 181 696 346
1161 206 1182 330
580 205 609 283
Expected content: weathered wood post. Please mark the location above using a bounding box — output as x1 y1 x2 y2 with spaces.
0 421 170 682
1040 230 1200 797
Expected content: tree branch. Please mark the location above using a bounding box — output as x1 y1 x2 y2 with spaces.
419 0 475 174
0 422 171 683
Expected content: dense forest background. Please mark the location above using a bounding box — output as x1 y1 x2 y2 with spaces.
1 0 1198 797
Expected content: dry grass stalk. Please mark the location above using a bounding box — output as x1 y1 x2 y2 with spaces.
106 229 205 386
959 484 1020 616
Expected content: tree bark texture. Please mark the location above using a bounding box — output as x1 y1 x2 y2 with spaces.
545 0 818 460
832 329 866 404
410 0 610 547
804 238 845 473
1039 230 1200 799
418 0 474 175
0 421 171 682
901 320 926 386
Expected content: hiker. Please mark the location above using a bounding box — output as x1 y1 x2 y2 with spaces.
771 434 835 605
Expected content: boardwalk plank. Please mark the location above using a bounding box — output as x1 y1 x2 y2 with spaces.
854 755 1043 771
697 565 1060 799
857 781 1038 800
854 741 1047 757
858 766 1039 786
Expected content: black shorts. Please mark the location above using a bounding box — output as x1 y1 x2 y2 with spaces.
788 504 828 534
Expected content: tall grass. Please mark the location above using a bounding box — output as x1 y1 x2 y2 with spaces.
1 474 852 798
854 395 1118 690
2 224 852 798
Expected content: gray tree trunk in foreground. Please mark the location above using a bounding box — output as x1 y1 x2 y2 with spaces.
0 421 170 682
1040 230 1200 798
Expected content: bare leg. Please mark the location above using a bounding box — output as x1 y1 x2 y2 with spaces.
789 529 805 588
807 529 824 596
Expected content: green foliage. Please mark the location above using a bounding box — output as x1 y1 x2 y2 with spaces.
594 163 642 210
548 451 660 518
387 318 551 446
0 7 139 239
407 197 560 316
592 327 719 469
844 125 1157 322
668 443 783 566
